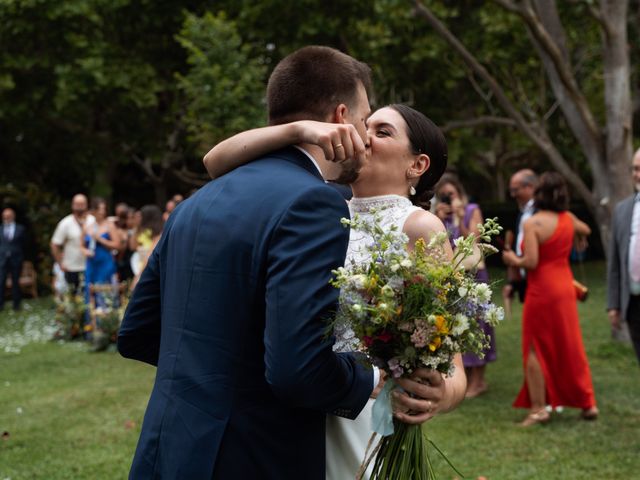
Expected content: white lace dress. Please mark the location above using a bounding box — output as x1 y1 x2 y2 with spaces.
326 195 420 480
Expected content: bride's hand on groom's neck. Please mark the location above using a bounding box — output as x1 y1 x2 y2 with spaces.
294 121 366 164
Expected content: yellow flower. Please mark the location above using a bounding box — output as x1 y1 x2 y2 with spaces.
428 336 442 352
434 315 450 335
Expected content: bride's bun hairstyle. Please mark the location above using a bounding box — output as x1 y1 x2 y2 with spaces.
267 46 372 126
534 171 569 212
388 104 448 209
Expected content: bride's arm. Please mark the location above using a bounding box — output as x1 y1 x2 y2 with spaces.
203 121 366 179
404 209 454 258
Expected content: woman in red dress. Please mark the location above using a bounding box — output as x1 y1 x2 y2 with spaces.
503 172 598 426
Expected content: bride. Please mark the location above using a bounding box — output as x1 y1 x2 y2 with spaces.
203 104 467 478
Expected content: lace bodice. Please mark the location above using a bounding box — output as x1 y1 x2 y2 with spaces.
333 195 421 352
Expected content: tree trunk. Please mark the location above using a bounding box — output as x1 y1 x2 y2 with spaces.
600 0 633 252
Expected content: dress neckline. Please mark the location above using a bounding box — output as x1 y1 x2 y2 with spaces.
349 194 413 213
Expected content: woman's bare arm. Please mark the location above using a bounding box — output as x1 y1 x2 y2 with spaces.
203 121 366 179
569 212 591 236
503 218 539 270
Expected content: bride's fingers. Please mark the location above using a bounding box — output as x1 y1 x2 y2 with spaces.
394 410 433 425
392 390 438 416
395 376 443 403
350 129 367 164
312 128 337 161
338 130 355 160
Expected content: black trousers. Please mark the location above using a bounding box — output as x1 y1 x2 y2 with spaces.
626 295 640 365
64 271 82 296
0 255 22 309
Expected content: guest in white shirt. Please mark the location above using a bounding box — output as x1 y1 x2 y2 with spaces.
607 148 640 364
50 194 95 295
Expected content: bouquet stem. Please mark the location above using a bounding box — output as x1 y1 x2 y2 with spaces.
364 420 461 480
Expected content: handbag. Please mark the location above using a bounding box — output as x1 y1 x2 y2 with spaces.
573 279 588 302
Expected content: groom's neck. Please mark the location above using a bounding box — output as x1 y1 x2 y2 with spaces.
298 143 340 181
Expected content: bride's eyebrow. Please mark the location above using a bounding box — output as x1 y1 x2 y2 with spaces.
372 121 397 133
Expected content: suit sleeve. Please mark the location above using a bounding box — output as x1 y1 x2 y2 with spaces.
118 236 163 366
264 185 373 419
607 204 622 311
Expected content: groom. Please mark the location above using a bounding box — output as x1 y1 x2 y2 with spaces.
119 46 429 479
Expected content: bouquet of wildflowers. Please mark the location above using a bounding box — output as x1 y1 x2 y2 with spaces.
331 213 503 480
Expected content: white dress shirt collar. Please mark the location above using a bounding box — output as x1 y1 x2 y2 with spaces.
522 198 535 213
293 145 326 181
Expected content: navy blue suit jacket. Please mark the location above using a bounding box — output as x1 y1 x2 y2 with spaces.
118 147 373 479
0 223 25 266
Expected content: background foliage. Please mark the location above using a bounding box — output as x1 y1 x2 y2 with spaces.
1 0 639 276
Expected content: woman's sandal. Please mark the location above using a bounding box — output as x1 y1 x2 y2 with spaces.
581 406 599 420
519 408 551 427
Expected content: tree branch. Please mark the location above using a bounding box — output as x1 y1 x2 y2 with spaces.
171 166 209 187
566 0 612 36
411 0 593 205
441 116 517 132
130 153 162 185
493 0 601 142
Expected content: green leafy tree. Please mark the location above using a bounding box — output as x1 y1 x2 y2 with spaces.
174 12 267 176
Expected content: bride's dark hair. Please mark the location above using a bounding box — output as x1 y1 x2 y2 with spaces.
388 104 448 209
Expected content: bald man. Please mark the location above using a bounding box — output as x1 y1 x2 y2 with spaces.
607 148 640 364
502 169 538 302
50 194 95 294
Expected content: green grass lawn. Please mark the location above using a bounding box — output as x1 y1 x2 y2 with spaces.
1 261 638 479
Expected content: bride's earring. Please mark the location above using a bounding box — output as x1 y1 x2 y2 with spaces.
407 170 417 196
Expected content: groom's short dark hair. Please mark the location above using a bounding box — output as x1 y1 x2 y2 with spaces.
267 46 371 125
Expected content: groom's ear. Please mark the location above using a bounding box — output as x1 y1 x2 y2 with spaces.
332 103 349 124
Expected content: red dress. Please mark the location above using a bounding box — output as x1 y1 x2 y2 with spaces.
513 212 596 409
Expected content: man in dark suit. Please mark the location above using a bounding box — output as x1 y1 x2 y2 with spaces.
0 207 26 311
607 148 640 364
119 46 435 479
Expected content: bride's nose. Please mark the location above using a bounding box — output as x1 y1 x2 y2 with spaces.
365 132 373 148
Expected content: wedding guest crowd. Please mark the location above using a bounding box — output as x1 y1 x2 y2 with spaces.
47 193 183 319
